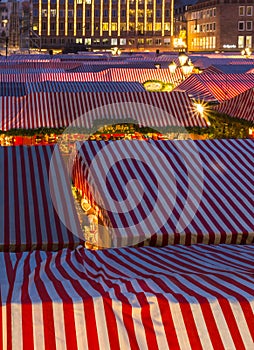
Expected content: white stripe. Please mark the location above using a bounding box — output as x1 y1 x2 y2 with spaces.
11 303 23 350
52 302 67 350
73 302 89 350
170 299 192 350
93 298 111 350
32 303 45 350
2 305 7 350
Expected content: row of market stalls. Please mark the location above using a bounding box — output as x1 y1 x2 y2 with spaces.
0 53 253 349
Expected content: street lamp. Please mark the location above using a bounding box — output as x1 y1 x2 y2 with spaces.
178 51 188 66
181 59 194 76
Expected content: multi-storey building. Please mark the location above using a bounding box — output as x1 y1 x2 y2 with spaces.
31 0 175 51
180 0 254 52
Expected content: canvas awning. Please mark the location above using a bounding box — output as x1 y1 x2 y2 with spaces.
72 139 253 248
0 145 83 251
1 244 253 349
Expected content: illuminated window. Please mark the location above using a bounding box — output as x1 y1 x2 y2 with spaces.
102 38 109 45
50 9 56 17
155 38 161 45
238 35 244 48
155 23 161 31
102 22 108 31
76 0 82 3
120 38 126 45
246 36 252 48
76 38 83 43
111 38 117 45
238 21 244 31
239 6 245 16
85 0 91 4
112 23 117 31
42 9 47 17
146 38 153 45
84 38 91 45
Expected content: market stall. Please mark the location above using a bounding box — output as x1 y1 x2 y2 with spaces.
0 145 83 251
71 139 253 248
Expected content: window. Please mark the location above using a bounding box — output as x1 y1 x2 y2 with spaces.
86 9 90 17
76 38 83 43
50 9 56 17
213 22 216 31
51 22 55 30
102 38 109 45
77 9 82 17
155 38 161 45
77 0 82 3
68 22 73 30
238 35 244 48
213 8 216 17
102 22 108 31
246 36 252 48
59 10 64 17
156 9 161 18
238 21 245 31
112 23 117 31
42 9 47 17
85 0 91 3
95 9 100 17
60 22 64 30
42 22 46 30
239 6 245 16
33 9 38 16
111 38 117 45
77 22 82 30
120 38 126 45
246 21 252 31
68 10 73 17
104 9 108 17
112 9 117 18
84 38 91 45
121 10 126 17
246 6 253 16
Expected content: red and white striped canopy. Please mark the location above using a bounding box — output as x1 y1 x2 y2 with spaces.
176 73 254 102
0 145 82 251
1 244 253 349
0 91 207 131
214 88 254 122
72 139 253 247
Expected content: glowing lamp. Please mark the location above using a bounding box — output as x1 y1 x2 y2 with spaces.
178 52 188 66
168 61 177 74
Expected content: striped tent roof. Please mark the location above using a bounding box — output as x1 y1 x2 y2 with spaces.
176 73 254 102
72 139 254 248
214 88 254 122
26 81 145 93
0 82 27 96
0 91 207 131
0 68 182 84
0 145 83 251
1 244 253 349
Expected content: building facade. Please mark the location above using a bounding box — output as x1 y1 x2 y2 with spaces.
31 0 174 51
183 0 254 52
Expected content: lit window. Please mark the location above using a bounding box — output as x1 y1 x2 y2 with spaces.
77 0 82 3
111 38 117 45
238 21 244 31
76 38 83 43
112 23 117 31
238 35 244 48
246 6 253 16
85 0 91 3
246 21 253 31
84 38 91 45
102 22 108 31
120 38 126 45
155 23 161 31
42 9 47 17
246 36 252 48
50 9 56 17
239 6 245 16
